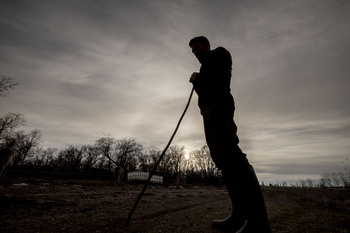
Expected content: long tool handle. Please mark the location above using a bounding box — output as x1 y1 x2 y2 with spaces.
125 87 194 227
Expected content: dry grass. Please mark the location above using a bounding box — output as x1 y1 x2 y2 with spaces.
0 178 349 232
264 186 350 233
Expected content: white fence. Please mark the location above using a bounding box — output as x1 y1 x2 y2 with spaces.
127 171 163 184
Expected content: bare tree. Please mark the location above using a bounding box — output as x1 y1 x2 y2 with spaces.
191 145 218 178
0 77 23 156
0 75 18 97
0 113 26 137
0 113 42 167
14 129 42 165
95 137 143 173
81 145 101 172
30 147 58 169
167 145 185 175
113 138 143 172
137 153 149 171
155 145 186 179
137 149 158 172
0 140 16 176
95 136 116 170
56 145 86 172
158 147 173 177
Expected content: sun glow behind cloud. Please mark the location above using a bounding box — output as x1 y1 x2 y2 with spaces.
1 0 350 182
184 150 190 160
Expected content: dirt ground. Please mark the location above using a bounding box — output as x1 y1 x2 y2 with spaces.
0 177 349 233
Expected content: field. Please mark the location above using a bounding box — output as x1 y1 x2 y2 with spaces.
0 177 349 233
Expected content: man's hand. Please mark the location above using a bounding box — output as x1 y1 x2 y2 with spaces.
189 72 199 83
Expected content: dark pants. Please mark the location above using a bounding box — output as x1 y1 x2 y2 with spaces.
202 102 248 171
202 103 271 232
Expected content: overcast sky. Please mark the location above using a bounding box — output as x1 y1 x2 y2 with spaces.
1 0 349 183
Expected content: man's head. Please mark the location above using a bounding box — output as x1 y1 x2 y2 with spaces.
189 36 210 63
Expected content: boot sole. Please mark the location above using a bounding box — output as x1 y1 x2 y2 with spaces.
235 219 248 233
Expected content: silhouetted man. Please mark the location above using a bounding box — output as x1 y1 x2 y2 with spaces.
189 36 271 233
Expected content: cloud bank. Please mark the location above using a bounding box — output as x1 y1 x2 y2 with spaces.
1 0 349 182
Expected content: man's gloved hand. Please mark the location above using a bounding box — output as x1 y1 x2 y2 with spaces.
189 72 199 83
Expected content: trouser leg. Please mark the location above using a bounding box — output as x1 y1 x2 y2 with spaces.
202 104 270 232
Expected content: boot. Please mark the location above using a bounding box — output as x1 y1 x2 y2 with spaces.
238 165 271 233
211 169 247 232
212 215 247 232
220 165 271 233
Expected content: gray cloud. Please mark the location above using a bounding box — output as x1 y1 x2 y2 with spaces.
1 0 349 182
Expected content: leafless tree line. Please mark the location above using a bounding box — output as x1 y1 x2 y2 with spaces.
0 117 220 182
0 110 217 180
1 75 219 181
1 120 219 181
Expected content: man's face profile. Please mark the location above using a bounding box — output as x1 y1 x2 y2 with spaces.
191 42 210 63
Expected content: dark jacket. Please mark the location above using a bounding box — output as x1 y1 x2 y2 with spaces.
192 47 234 112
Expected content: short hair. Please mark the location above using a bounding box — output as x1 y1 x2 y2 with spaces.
189 36 210 47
